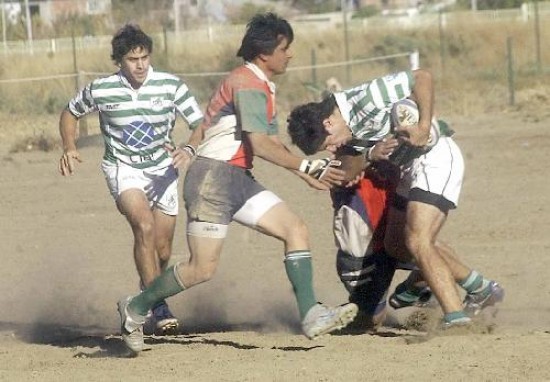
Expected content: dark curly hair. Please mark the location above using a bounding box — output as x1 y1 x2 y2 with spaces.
111 24 153 64
287 95 337 155
237 13 293 61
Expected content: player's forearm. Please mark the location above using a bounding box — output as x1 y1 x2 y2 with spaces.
411 69 434 133
185 123 205 150
59 108 79 152
248 133 302 170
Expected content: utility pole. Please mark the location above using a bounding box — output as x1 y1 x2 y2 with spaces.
174 0 180 34
341 0 351 84
533 0 541 74
24 0 33 54
1 0 7 54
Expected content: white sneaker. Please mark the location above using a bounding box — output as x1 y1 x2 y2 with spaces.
117 296 146 355
302 303 358 339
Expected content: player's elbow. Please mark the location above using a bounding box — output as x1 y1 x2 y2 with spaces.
413 69 433 85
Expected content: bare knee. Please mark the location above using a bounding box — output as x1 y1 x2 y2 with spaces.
181 261 217 287
404 228 433 261
131 219 155 243
156 239 172 266
283 217 309 247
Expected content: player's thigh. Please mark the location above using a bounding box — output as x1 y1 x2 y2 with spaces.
153 209 176 251
385 205 410 261
117 188 155 228
405 201 447 242
185 230 225 280
254 201 308 243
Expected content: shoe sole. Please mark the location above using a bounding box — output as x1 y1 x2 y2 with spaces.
441 319 472 330
308 304 359 340
155 319 180 336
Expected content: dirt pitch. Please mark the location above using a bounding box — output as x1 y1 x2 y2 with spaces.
1 109 549 381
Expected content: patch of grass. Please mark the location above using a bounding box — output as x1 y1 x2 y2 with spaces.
10 132 60 153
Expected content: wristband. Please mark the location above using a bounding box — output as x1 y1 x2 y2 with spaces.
181 144 196 157
367 146 376 161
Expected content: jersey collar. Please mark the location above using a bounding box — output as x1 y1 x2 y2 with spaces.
244 62 276 94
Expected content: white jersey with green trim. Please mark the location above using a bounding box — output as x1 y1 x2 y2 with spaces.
68 66 203 169
334 70 414 153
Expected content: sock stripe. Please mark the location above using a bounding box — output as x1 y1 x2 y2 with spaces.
460 270 481 290
285 250 311 261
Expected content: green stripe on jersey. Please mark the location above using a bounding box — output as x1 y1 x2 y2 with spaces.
69 67 203 170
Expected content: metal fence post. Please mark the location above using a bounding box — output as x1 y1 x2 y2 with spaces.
507 37 515 106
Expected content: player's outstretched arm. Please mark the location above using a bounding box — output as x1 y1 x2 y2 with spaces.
247 132 345 189
58 108 82 176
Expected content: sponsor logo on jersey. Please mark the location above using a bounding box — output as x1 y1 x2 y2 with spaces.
123 121 155 148
105 103 120 110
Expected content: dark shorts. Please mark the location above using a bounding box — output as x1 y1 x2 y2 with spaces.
183 157 269 225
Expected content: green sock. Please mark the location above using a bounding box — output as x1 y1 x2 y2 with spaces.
284 251 317 320
443 310 470 324
129 264 185 316
394 281 425 302
459 270 490 295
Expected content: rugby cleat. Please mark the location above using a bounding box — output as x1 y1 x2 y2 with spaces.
442 315 472 330
389 286 434 310
302 302 358 339
117 296 146 355
463 281 505 316
152 301 179 336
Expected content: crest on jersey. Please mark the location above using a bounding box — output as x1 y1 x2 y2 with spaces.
150 97 164 112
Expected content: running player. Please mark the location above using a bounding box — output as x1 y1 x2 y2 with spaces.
58 24 203 335
116 13 357 356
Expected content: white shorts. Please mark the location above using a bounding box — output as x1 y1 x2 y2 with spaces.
101 161 179 215
396 136 464 208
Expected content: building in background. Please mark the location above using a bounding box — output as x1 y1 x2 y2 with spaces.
1 0 111 25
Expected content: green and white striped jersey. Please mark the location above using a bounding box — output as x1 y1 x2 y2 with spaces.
68 66 203 169
334 70 414 152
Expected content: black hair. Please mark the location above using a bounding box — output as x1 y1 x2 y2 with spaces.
287 95 337 155
110 24 153 63
236 12 294 61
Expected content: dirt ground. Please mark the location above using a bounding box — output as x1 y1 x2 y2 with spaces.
1 108 549 381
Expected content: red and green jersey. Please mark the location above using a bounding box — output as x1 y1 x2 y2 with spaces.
198 62 279 169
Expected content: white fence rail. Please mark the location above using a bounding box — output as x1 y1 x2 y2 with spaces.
0 51 419 85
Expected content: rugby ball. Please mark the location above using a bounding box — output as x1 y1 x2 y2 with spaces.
390 98 440 150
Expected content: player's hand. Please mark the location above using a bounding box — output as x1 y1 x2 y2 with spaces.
369 137 400 161
59 149 82 176
318 164 346 188
165 143 195 170
299 158 345 188
394 123 430 148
